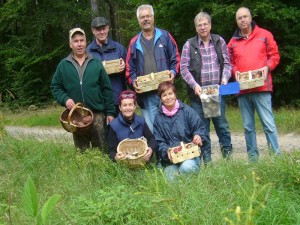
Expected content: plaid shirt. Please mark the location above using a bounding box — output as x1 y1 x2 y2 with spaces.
181 35 231 88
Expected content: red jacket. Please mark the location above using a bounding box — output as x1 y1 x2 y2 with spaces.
228 24 280 94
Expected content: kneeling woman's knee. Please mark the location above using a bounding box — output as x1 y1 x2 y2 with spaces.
179 159 200 174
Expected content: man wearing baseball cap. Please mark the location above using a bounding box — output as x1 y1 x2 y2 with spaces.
87 17 127 115
51 27 115 152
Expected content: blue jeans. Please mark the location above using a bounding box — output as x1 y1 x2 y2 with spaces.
237 92 280 161
191 96 232 164
164 157 201 181
141 93 160 133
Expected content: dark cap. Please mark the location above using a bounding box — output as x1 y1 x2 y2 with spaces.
91 17 109 27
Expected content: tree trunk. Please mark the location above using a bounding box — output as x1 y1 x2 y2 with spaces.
90 0 99 17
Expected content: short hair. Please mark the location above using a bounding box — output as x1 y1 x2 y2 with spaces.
157 81 176 98
136 4 154 19
194 11 211 26
118 90 137 106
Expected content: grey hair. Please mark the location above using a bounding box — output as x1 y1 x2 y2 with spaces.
136 4 154 19
194 11 211 26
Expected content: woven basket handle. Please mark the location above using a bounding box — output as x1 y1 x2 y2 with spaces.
67 102 84 125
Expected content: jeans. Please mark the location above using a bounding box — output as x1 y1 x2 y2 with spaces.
191 96 232 164
141 93 160 133
164 157 201 181
237 92 280 161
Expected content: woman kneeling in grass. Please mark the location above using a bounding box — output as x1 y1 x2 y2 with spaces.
108 90 157 163
153 81 208 181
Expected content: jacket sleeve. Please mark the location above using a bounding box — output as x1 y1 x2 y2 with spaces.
153 116 170 162
50 62 69 107
166 32 180 76
265 31 280 71
108 126 118 161
143 123 158 153
125 37 138 85
99 65 115 116
185 105 207 143
227 39 238 77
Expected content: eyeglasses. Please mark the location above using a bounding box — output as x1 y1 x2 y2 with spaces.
121 93 135 98
139 15 153 20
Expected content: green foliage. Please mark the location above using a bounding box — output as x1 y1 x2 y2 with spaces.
23 176 61 225
0 0 300 108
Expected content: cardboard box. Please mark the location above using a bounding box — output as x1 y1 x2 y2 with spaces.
102 59 121 75
136 70 170 92
170 142 200 164
237 69 265 90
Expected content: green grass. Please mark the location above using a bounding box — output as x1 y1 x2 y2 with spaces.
2 105 300 134
1 106 64 127
0 137 299 224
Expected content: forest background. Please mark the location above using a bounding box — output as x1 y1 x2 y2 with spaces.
0 0 300 109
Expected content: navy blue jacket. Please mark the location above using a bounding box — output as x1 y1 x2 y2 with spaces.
153 100 207 164
87 38 127 105
108 113 158 160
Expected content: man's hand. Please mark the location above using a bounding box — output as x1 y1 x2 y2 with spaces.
119 58 125 72
169 71 175 82
261 66 269 80
143 147 153 161
115 152 126 161
192 134 203 146
66 99 75 110
235 71 240 81
133 80 143 93
221 78 228 85
194 85 202 96
106 116 114 125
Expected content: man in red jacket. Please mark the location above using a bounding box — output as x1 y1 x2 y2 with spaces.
228 7 281 161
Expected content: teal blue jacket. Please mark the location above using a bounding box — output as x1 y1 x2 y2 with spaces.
51 53 115 116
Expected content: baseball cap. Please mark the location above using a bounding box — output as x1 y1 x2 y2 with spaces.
91 17 109 27
69 28 85 41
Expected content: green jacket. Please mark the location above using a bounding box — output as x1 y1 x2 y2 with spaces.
51 53 115 116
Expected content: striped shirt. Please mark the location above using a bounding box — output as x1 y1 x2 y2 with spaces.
180 35 232 89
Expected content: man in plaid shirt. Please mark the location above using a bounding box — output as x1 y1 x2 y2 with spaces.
180 11 233 164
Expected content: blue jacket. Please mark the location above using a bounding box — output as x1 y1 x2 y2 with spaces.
108 113 158 160
153 100 207 164
87 38 127 105
125 28 180 85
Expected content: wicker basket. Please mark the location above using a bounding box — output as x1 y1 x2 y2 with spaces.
60 103 94 134
136 70 170 92
237 69 265 90
169 142 200 164
117 138 148 168
102 59 120 75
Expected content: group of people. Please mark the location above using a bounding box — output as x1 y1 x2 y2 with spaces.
51 5 281 180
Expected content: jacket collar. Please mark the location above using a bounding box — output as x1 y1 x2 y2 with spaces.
158 99 184 114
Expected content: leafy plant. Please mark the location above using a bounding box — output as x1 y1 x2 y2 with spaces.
23 176 61 225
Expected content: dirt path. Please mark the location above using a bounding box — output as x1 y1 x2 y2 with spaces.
4 126 300 161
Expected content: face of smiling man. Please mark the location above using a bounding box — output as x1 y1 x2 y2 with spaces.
69 33 86 58
138 8 154 32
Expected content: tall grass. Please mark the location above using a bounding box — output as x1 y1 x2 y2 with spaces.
0 136 299 224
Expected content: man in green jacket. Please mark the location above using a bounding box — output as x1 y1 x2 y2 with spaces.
51 27 115 152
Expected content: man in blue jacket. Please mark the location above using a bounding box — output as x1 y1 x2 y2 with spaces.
87 17 127 115
126 4 180 132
